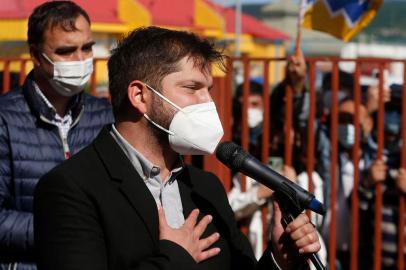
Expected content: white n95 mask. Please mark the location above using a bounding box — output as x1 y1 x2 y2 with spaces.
143 83 224 155
42 53 93 97
248 108 263 128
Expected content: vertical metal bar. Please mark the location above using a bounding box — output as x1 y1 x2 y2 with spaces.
261 60 271 252
306 60 316 218
219 76 231 189
235 0 242 58
373 63 385 270
350 61 361 270
19 59 27 86
223 64 232 143
222 58 234 191
284 84 293 167
203 76 225 184
398 61 406 270
2 60 10 94
241 58 250 192
328 60 339 270
90 58 97 96
261 62 270 164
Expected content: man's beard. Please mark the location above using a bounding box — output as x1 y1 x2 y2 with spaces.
147 93 176 146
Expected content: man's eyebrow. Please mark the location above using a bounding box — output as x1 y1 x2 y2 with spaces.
54 41 95 53
82 41 96 48
177 80 210 87
54 46 77 53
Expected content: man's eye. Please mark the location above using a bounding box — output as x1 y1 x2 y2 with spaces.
82 46 93 52
55 50 74 56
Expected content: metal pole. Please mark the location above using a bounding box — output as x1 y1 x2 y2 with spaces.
235 0 242 57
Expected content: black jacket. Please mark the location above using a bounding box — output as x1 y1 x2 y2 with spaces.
34 127 279 270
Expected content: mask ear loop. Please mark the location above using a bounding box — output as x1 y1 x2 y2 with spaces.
143 83 177 136
143 114 175 136
41 53 55 65
144 83 183 112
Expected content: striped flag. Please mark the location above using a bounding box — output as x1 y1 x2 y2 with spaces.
302 0 383 42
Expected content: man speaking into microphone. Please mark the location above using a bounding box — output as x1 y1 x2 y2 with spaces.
34 26 320 270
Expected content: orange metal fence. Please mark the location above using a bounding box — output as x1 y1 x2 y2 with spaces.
1 57 406 270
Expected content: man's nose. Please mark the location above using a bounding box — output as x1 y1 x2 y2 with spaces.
196 88 212 103
72 50 90 61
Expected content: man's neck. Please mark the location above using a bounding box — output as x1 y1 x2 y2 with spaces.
33 69 72 117
115 121 178 181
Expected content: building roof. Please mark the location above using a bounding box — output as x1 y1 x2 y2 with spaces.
206 0 289 41
138 0 194 27
0 0 124 24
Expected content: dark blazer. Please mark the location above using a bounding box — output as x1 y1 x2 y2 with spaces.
34 127 278 270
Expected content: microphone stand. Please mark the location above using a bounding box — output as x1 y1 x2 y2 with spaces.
274 192 326 270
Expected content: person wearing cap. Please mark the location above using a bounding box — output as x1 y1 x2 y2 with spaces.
0 2 113 269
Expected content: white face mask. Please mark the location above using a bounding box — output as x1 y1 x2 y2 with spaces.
143 84 224 155
248 108 263 128
42 53 93 97
338 124 355 149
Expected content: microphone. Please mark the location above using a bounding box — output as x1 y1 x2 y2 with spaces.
216 141 326 215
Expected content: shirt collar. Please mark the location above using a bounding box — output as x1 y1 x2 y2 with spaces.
33 81 72 120
110 124 184 182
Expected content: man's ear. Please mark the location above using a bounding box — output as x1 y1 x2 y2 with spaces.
30 45 41 67
127 80 148 114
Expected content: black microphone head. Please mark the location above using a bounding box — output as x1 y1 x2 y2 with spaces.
216 141 248 171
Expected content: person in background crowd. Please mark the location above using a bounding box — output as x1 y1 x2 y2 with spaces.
270 50 309 133
232 80 265 158
318 70 354 118
0 2 114 269
360 90 406 269
229 80 273 259
228 51 317 260
317 98 372 270
34 26 321 270
315 70 357 209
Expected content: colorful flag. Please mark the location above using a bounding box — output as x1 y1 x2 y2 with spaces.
302 0 383 42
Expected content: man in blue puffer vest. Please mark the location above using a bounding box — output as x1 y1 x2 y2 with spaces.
0 1 114 269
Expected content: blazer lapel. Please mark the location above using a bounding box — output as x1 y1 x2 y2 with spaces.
93 127 159 244
178 167 208 228
177 168 195 219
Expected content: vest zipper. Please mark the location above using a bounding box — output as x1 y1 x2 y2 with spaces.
40 115 71 159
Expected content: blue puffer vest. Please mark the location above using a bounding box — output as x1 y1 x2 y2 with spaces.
0 72 114 270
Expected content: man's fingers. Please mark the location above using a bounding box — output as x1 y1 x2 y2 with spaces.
184 209 199 229
289 222 314 241
285 213 309 234
272 199 282 224
194 214 213 237
158 207 168 229
196 247 221 263
293 230 319 249
199 232 220 251
297 241 321 254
